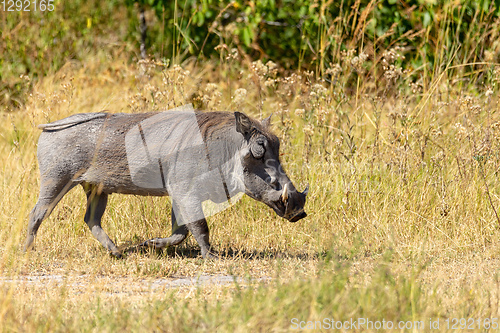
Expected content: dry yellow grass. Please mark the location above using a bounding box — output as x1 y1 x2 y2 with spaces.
2 52 500 331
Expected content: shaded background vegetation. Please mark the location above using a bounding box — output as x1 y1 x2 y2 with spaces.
2 0 500 108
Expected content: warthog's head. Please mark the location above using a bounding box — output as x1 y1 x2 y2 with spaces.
235 112 308 222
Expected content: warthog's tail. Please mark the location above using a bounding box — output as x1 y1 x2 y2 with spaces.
38 113 108 131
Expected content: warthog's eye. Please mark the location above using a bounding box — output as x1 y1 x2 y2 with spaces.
251 137 266 159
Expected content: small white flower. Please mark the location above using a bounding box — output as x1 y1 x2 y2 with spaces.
294 108 305 117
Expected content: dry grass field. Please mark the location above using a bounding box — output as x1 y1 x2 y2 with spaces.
2 22 500 331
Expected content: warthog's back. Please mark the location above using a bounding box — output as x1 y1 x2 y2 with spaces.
37 112 157 194
36 111 237 196
38 113 108 131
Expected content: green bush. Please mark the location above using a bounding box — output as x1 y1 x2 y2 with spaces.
128 0 500 75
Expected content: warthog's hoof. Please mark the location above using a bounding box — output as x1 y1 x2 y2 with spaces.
203 251 219 260
110 251 124 259
139 238 170 249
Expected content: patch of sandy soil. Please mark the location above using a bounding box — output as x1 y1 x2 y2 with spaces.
0 273 271 300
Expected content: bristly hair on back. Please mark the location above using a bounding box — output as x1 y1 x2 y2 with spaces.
195 111 275 141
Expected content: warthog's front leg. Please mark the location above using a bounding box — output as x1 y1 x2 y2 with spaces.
185 218 218 259
84 186 121 258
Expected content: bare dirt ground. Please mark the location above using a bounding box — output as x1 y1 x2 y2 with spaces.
2 253 499 306
0 273 270 298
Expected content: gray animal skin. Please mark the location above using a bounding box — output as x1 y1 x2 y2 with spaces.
25 110 308 259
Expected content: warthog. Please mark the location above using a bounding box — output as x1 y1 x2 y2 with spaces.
25 109 308 258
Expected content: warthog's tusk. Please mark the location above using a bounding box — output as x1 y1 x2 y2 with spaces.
282 183 289 202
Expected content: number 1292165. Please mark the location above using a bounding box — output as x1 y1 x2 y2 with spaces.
2 0 55 11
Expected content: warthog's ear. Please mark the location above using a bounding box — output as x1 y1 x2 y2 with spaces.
262 114 272 128
235 112 252 136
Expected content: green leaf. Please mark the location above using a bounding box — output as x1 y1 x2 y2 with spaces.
423 12 431 27
242 26 251 47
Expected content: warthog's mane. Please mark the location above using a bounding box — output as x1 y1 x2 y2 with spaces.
195 111 276 143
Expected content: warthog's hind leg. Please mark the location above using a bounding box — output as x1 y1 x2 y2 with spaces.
140 205 189 249
84 185 121 258
25 179 76 252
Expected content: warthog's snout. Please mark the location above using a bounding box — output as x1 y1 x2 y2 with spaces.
270 183 308 223
289 211 307 222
